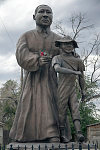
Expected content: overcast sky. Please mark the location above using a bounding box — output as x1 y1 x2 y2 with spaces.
0 0 100 87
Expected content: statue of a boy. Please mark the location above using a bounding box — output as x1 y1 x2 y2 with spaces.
52 36 85 143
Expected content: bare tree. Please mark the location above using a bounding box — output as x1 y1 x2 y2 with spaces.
83 34 100 84
69 13 94 40
54 13 94 40
54 13 100 102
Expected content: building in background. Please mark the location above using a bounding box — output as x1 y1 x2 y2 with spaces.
87 123 100 147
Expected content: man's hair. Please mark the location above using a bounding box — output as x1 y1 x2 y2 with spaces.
35 5 52 15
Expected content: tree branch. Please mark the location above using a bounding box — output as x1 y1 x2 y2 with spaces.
86 94 100 102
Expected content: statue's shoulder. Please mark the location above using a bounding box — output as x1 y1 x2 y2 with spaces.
51 31 62 39
73 52 80 58
54 54 61 59
17 29 37 43
74 55 84 65
22 29 37 36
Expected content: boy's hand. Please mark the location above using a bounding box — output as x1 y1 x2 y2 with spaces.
74 71 82 75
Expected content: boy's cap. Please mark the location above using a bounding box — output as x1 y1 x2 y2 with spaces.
55 36 79 48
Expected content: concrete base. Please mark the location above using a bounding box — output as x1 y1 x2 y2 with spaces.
7 142 96 150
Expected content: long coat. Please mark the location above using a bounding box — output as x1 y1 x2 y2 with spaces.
9 29 61 142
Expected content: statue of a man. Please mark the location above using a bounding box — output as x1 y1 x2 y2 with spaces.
9 5 62 143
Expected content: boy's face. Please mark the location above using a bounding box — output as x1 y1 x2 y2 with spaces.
60 42 74 53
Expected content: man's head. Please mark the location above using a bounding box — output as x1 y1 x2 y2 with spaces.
55 36 78 53
33 5 53 27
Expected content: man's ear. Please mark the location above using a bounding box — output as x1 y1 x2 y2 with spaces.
33 15 35 20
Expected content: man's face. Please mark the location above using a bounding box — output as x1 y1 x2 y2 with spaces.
60 42 74 53
34 6 53 27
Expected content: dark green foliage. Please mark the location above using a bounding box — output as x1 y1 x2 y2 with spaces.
80 101 100 137
84 75 98 98
68 75 100 140
3 101 16 130
68 101 100 140
0 80 20 130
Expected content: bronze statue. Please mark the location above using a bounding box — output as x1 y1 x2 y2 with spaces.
9 5 63 143
52 36 85 143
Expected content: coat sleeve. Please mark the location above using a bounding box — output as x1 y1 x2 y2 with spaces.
16 33 40 72
78 59 85 72
52 55 61 68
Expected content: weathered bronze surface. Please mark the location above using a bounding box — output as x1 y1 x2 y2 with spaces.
52 36 85 142
9 5 62 142
9 6 85 143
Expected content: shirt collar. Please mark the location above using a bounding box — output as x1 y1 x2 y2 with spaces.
36 26 51 35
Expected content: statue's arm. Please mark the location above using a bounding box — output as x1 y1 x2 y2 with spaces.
54 64 81 75
79 71 85 90
16 34 40 72
78 60 86 101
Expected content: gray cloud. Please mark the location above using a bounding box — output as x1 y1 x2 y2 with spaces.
0 0 7 5
0 0 100 87
0 71 20 81
0 20 35 55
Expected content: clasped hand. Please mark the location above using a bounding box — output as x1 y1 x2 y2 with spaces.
39 56 52 66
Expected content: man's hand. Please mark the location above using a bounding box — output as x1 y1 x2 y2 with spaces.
39 56 52 66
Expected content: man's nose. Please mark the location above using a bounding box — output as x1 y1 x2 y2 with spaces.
43 16 48 19
43 11 48 18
